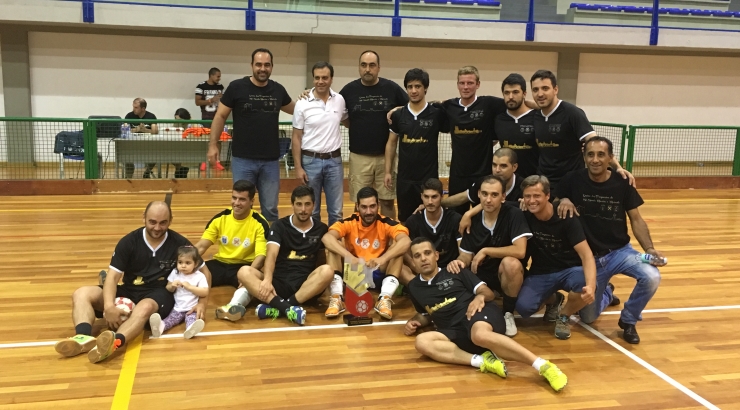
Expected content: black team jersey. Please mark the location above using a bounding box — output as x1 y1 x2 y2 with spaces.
404 208 462 267
442 96 507 178
267 215 329 277
493 110 539 178
533 100 594 186
110 228 193 288
466 174 524 208
408 268 484 330
523 210 588 275
390 103 448 182
556 169 644 254
459 205 532 279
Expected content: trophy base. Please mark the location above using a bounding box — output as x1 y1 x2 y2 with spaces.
343 314 373 326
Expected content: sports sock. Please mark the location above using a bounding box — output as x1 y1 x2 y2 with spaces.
532 357 547 372
287 295 300 306
268 296 292 313
75 323 93 336
330 273 344 296
379 276 399 299
115 333 126 347
229 287 251 306
471 354 484 368
502 295 517 314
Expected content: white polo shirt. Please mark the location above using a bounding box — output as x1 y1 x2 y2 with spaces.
292 88 348 153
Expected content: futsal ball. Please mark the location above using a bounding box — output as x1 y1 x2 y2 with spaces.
115 297 135 321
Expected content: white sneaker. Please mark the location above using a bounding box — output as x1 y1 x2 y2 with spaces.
149 313 162 338
504 312 518 337
184 319 205 339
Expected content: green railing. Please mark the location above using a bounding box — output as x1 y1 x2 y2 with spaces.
1 117 738 180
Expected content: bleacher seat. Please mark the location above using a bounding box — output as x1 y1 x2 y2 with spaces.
711 10 734 17
476 0 500 6
451 0 475 5
401 0 421 3
424 0 448 4
689 9 712 16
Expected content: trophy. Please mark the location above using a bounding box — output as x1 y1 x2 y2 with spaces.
342 259 375 326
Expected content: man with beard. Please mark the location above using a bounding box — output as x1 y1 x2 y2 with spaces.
403 178 462 270
322 187 412 320
207 48 296 223
447 175 531 337
556 137 664 344
404 237 568 392
384 68 447 222
193 180 269 322
55 202 207 363
341 50 408 219
235 185 333 326
530 70 633 193
494 73 539 178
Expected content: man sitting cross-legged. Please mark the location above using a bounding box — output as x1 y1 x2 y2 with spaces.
236 185 334 325
194 180 269 322
55 201 207 363
404 237 568 392
322 187 413 320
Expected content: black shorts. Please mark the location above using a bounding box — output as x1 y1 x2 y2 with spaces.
396 179 424 223
95 285 175 318
438 302 506 355
206 259 248 288
272 272 308 299
477 266 503 295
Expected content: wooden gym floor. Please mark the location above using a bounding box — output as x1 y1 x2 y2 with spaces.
0 189 739 409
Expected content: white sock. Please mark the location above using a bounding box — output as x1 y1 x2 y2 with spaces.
330 274 344 296
471 354 484 368
230 287 251 306
380 276 399 298
532 357 547 372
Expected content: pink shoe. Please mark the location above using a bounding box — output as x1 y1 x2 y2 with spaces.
200 162 225 171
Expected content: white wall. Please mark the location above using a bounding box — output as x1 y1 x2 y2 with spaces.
0 35 6 162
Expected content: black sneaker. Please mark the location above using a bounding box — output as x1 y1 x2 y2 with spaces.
143 170 153 179
174 167 189 179
543 292 565 322
618 319 640 344
98 270 107 286
607 283 621 307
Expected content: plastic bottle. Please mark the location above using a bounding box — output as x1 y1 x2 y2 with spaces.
638 253 667 266
120 123 131 139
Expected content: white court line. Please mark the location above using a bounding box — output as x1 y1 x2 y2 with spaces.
576 319 720 410
600 304 740 315
0 341 57 349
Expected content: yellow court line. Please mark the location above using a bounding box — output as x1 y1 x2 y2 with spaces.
111 333 144 410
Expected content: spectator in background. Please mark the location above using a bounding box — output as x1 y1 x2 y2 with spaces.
124 98 159 179
195 68 224 124
172 109 192 179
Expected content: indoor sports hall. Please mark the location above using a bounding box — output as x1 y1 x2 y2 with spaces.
1 1 740 409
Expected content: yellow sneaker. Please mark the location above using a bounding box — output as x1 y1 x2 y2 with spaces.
54 334 96 357
479 351 508 378
87 330 122 364
539 361 568 392
374 295 393 320
325 294 346 318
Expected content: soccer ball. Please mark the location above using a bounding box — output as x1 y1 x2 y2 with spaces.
115 297 135 321
356 300 369 314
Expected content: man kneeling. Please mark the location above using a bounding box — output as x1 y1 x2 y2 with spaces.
404 237 568 392
236 185 334 325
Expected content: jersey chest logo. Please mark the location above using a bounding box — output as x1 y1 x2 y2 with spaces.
548 124 561 133
308 235 320 244
221 235 228 245
243 238 251 247
232 237 241 246
520 124 534 134
469 110 484 120
419 119 433 128
356 238 370 249
437 278 454 291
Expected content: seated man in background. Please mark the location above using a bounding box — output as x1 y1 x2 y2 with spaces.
404 237 568 392
194 180 269 322
403 178 462 272
235 185 334 325
55 202 206 363
124 97 159 179
322 187 413 319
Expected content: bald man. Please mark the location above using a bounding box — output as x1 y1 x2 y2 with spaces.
54 201 209 364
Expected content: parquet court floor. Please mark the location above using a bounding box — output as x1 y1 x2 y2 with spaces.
0 189 739 409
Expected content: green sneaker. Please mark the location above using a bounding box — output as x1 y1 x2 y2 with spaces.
479 351 507 378
88 330 122 364
54 334 97 357
539 361 568 392
255 304 280 320
216 303 246 321
286 306 306 326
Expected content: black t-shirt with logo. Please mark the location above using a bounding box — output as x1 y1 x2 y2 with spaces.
404 208 462 267
523 210 587 275
493 110 539 178
390 103 448 182
556 169 644 254
459 204 531 278
195 81 225 120
220 77 292 160
267 215 328 277
340 78 409 156
408 268 483 331
533 100 594 186
442 96 507 178
466 174 524 208
125 111 157 129
110 228 192 288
